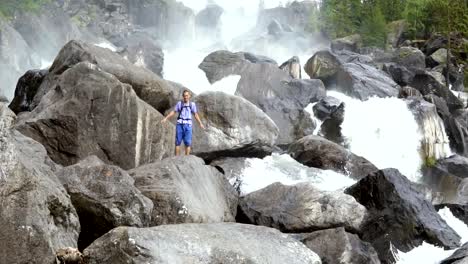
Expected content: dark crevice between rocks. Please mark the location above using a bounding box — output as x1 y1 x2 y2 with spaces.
71 194 115 251
198 144 272 164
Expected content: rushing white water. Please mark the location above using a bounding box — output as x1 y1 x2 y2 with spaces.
240 153 355 195
94 42 117 52
328 91 423 181
396 207 468 264
415 104 452 160
305 102 322 135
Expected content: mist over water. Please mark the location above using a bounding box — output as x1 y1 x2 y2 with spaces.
164 0 321 92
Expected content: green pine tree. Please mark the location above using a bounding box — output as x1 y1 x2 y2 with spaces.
404 0 430 38
319 0 362 38
360 1 388 48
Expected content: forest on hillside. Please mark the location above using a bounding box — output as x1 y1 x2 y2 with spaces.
308 0 467 48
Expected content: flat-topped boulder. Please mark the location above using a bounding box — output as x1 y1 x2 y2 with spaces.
288 135 378 180
335 62 400 100
238 182 367 233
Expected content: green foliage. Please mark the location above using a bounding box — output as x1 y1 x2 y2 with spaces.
403 0 430 38
425 0 468 36
404 0 468 38
311 0 467 46
423 155 437 168
360 2 387 48
318 0 363 39
379 0 406 21
0 0 50 18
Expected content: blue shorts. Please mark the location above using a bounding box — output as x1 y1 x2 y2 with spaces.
175 124 192 146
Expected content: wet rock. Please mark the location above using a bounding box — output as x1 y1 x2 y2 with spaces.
238 182 367 233
294 227 381 264
83 223 322 264
16 62 174 169
128 156 237 226
335 62 400 100
57 156 153 250
192 91 278 160
288 135 378 180
8 69 48 114
0 103 80 264
345 168 461 263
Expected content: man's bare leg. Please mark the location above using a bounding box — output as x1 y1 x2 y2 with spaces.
185 146 191 155
175 146 181 156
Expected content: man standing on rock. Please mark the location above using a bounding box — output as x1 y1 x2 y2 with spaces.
162 90 205 156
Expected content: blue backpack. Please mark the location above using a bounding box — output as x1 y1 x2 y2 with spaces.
177 101 194 122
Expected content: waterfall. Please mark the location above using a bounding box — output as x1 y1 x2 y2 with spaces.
406 98 452 161
328 91 423 181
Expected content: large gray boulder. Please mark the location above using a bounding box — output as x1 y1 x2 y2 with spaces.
288 135 378 180
345 169 461 263
83 223 322 264
198 50 277 84
435 155 468 179
392 47 426 69
238 182 367 233
192 91 279 160
0 103 80 264
56 156 153 250
236 64 326 145
382 63 415 86
200 50 326 145
128 156 237 226
294 227 381 264
410 70 464 112
304 50 341 83
47 40 177 114
331 34 362 52
279 56 302 79
16 62 174 170
335 62 400 100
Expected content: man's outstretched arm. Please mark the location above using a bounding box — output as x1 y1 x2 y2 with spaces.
194 113 205 129
162 111 176 123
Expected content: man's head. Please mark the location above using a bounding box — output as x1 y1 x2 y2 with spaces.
182 90 191 103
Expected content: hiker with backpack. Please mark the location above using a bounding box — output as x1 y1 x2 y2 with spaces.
162 90 205 156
